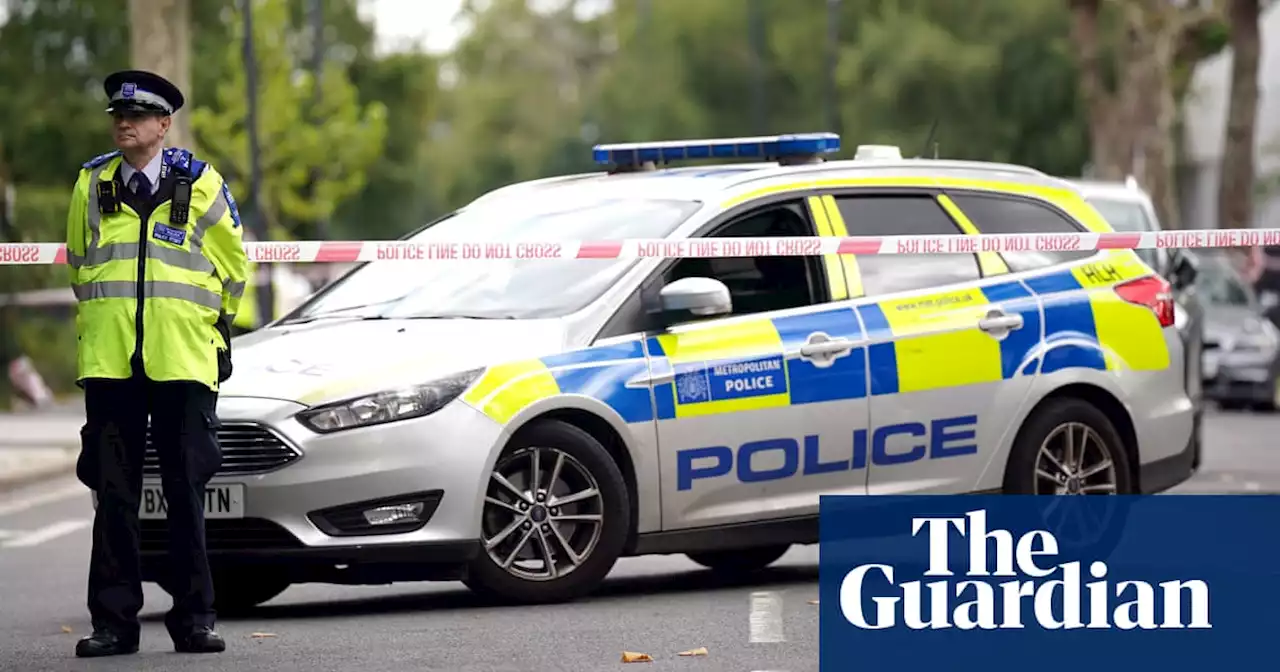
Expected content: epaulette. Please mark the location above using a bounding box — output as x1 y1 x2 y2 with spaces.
160 147 208 179
162 147 194 176
82 150 121 170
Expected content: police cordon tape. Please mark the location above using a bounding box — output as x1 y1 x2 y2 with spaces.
2 228 1279 265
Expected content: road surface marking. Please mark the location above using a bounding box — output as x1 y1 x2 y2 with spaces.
749 591 785 643
0 530 16 540
0 482 87 519
1245 482 1261 492
1 519 91 548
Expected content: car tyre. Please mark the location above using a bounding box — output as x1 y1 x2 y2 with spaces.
464 419 629 605
1003 397 1133 561
687 544 790 576
211 571 291 614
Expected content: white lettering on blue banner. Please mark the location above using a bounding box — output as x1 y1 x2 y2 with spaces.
838 509 1212 631
674 355 787 405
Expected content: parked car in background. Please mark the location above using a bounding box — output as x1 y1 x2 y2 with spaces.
1067 177 1204 459
1189 249 1280 411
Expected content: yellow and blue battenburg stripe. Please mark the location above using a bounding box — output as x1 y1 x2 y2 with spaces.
538 340 654 423
462 254 1168 426
463 339 656 425
853 279 1044 396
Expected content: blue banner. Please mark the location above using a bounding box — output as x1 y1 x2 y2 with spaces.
818 495 1280 671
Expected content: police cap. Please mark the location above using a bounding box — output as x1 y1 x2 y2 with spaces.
103 70 184 116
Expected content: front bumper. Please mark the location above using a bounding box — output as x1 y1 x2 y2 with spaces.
139 395 503 583
1203 349 1278 406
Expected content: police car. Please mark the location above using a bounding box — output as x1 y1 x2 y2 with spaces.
136 133 1197 610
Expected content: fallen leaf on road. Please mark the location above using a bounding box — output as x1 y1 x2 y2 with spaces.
250 632 278 639
621 651 653 663
677 647 708 657
808 599 819 605
60 626 73 634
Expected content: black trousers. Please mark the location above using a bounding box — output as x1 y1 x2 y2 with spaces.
76 371 222 641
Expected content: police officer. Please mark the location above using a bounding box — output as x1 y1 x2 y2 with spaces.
67 70 249 658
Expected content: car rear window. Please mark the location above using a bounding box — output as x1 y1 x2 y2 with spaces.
948 192 1094 273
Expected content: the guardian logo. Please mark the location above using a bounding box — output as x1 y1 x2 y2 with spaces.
839 509 1211 631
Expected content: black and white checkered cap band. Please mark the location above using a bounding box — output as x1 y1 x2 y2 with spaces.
109 87 173 114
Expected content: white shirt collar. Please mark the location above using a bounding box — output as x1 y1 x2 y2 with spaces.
120 152 162 195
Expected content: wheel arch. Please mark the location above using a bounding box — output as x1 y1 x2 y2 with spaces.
1007 382 1141 491
497 398 643 551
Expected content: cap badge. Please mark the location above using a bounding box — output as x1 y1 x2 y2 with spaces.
122 83 136 98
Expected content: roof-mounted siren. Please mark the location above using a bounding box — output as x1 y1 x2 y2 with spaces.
854 144 904 161
592 133 842 173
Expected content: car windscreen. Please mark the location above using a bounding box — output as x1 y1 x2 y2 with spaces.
1086 196 1159 268
290 196 702 321
1194 256 1252 307
1086 197 1153 233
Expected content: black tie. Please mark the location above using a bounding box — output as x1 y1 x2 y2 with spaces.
130 172 151 196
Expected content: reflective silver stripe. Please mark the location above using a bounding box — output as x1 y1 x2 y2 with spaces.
68 241 215 274
223 280 246 300
191 187 229 250
68 242 136 268
86 164 109 251
73 280 222 311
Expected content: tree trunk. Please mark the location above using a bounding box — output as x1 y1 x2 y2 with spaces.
1218 0 1261 231
1131 3 1183 229
129 0 194 151
1068 0 1151 179
1069 0 1124 178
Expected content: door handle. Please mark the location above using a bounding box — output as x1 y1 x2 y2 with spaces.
978 312 1024 333
788 331 860 368
799 339 856 357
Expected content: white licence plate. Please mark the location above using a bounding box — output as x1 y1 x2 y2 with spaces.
139 484 245 520
1203 354 1219 379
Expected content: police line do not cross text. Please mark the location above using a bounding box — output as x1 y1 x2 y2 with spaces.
838 509 1211 631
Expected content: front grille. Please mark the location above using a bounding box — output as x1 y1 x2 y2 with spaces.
141 518 304 552
143 423 301 478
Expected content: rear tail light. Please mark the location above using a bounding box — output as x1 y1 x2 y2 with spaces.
1114 275 1175 327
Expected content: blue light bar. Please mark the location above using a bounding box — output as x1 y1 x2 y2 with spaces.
592 133 841 166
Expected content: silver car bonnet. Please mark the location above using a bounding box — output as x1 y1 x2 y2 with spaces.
220 317 570 407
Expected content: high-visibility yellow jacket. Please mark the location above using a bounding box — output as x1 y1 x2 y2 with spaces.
65 148 249 392
232 263 260 330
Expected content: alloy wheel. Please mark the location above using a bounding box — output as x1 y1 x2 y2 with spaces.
1033 422 1118 495
480 446 605 582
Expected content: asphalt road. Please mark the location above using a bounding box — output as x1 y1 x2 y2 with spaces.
0 408 1275 672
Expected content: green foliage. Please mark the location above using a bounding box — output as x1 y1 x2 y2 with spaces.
190 0 388 241
0 0 131 184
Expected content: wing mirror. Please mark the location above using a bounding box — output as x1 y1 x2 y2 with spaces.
1169 249 1199 291
658 277 732 318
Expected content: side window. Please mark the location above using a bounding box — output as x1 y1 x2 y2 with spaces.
663 201 826 317
947 193 1093 273
834 194 982 296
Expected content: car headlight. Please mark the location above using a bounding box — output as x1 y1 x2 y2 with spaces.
296 368 485 434
1235 318 1280 353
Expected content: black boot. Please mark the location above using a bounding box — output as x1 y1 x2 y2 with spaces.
75 630 139 658
173 626 226 654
